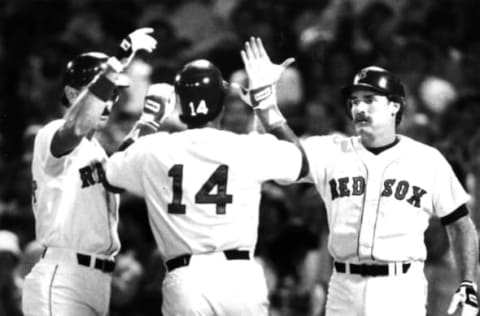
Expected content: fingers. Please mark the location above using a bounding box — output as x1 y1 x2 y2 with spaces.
447 295 460 315
255 37 267 59
133 27 154 35
230 83 251 106
250 37 261 59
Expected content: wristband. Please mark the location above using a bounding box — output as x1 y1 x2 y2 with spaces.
249 85 273 108
461 280 479 292
116 37 133 60
255 106 287 131
88 75 117 102
139 119 160 132
106 57 124 73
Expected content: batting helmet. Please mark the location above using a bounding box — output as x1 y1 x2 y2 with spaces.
62 52 128 107
174 59 228 127
341 66 406 125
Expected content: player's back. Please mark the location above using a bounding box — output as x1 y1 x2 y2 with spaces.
107 127 302 260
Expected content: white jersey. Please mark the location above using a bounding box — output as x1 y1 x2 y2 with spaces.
31 119 120 257
301 134 469 263
106 127 302 261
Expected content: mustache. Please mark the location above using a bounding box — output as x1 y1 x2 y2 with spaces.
354 113 370 123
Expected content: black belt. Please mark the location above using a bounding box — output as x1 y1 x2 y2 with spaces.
166 250 250 272
42 248 115 273
334 261 411 277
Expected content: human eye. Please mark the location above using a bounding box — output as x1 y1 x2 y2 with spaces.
364 96 374 104
349 98 359 106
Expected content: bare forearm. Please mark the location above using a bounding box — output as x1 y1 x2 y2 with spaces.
446 216 479 282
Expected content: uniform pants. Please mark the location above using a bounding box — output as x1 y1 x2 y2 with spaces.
162 252 269 316
22 249 112 316
326 261 427 316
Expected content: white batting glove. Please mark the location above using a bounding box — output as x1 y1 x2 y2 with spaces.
116 27 158 68
139 83 176 131
239 37 295 109
448 281 479 316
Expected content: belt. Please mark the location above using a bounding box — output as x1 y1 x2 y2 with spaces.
166 249 250 272
334 261 411 277
42 248 115 273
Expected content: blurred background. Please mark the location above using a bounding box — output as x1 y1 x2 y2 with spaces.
1 0 480 315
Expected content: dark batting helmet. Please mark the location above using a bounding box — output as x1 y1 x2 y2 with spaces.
174 59 228 127
62 52 129 107
342 66 406 125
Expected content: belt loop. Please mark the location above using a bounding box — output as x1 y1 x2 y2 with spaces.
41 247 48 258
388 262 394 275
89 256 95 268
345 263 350 274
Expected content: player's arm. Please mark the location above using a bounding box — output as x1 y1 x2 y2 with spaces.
117 83 176 152
238 37 308 179
51 58 124 157
445 204 479 316
102 83 175 193
51 28 157 157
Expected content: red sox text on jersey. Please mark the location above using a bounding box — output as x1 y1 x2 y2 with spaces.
329 176 427 207
79 162 107 188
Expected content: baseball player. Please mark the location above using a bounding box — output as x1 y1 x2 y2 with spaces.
319 67 478 316
22 28 157 316
241 38 479 316
103 58 308 316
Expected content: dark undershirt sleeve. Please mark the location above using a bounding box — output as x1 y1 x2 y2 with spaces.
440 203 469 225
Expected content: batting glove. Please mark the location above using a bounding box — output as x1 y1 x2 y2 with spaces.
139 83 176 131
239 36 295 109
116 27 157 68
448 281 479 316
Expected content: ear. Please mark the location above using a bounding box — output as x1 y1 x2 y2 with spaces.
64 86 79 104
390 100 401 115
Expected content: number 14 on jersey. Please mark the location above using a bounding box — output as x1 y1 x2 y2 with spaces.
167 164 233 215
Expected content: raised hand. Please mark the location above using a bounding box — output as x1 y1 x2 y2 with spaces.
116 27 158 68
139 83 176 131
238 37 294 108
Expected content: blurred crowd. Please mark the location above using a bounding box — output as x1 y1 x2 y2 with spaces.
1 0 480 315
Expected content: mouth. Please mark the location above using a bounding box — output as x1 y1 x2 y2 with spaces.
354 116 370 125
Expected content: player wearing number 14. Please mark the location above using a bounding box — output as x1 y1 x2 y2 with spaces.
104 59 308 315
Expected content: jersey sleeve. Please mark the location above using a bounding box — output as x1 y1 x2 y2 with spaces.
432 149 470 218
251 133 302 183
299 135 336 185
105 137 150 197
34 119 69 176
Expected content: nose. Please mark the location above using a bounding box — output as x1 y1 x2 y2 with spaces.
351 100 368 115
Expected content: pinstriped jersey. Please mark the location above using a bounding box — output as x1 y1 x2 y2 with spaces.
31 119 120 257
301 134 469 263
105 128 302 261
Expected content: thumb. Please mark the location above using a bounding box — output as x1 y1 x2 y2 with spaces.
447 295 460 315
280 57 296 70
230 83 251 106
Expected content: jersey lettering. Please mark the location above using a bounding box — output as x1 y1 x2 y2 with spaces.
79 163 106 188
195 165 232 214
168 164 233 215
329 176 427 207
381 179 396 196
167 165 187 214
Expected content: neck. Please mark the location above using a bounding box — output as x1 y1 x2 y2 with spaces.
359 127 397 148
